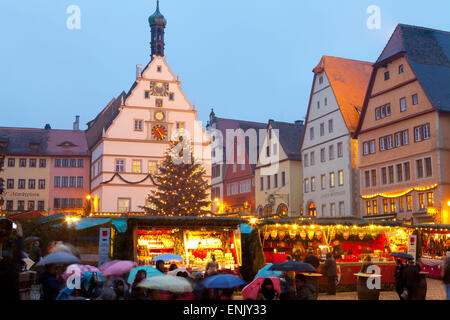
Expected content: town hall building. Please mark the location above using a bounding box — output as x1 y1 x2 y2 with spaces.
86 2 211 213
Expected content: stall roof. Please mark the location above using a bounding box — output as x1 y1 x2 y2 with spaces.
128 216 246 227
74 218 128 233
414 224 450 231
258 217 406 227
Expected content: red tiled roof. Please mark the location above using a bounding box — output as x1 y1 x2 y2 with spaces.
313 56 372 133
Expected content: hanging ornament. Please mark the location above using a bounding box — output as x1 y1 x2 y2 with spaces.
264 232 270 240
343 231 350 240
315 230 322 240
300 230 307 240
270 230 278 239
289 230 297 240
307 231 315 240
279 231 286 240
359 232 365 240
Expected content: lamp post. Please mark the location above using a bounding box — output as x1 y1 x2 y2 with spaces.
85 194 92 216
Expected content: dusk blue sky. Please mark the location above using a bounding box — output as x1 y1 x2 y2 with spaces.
1 0 449 130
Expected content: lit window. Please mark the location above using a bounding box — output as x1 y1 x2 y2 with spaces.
383 199 388 213
132 160 142 173
407 195 412 211
418 193 425 210
338 170 344 186
148 161 158 175
321 174 326 190
329 172 335 188
427 192 434 206
118 198 131 213
311 177 316 192
366 201 371 215
373 200 378 214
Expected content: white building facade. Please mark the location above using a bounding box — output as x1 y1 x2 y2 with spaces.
300 56 372 218
86 4 211 213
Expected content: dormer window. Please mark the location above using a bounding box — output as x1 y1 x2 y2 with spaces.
58 141 77 147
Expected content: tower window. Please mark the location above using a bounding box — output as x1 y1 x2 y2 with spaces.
157 66 162 72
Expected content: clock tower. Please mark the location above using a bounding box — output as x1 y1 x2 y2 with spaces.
149 0 167 58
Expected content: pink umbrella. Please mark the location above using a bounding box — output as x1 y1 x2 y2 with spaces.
99 260 121 272
242 277 281 300
102 260 136 276
61 264 101 281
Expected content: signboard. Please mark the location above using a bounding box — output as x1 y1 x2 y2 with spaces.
407 235 417 261
98 227 111 267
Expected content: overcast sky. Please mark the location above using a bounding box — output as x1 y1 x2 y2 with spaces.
1 0 449 130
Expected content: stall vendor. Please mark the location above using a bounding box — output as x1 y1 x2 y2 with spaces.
332 240 343 260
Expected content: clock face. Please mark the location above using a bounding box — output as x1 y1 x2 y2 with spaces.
150 81 169 97
154 111 165 121
151 125 168 141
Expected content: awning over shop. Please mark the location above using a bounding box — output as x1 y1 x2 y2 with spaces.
240 223 254 234
73 217 127 233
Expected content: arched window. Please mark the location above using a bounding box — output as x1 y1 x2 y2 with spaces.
158 29 162 41
308 202 316 217
276 203 288 216
264 205 272 217
257 206 263 217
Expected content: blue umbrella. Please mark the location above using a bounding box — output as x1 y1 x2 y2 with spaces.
200 274 246 289
151 254 184 262
269 261 316 273
36 252 80 267
390 252 414 260
127 265 163 284
255 264 282 279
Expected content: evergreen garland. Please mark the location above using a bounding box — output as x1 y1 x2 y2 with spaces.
145 137 211 216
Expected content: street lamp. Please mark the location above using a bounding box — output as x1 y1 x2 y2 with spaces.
85 194 92 215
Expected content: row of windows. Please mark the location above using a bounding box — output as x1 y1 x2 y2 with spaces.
54 176 84 188
115 159 159 174
309 119 334 141
304 142 343 167
6 179 46 190
54 198 84 209
362 124 430 155
4 200 45 212
363 157 432 187
144 92 175 101
384 63 405 80
7 158 47 168
260 172 286 191
226 179 253 196
374 94 418 120
55 159 84 168
133 120 185 132
365 192 434 215
304 170 344 192
319 202 345 217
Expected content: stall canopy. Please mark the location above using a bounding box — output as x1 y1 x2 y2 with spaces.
73 217 127 233
240 223 254 234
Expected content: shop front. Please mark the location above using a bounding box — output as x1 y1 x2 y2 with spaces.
415 224 450 277
258 217 410 288
128 216 244 274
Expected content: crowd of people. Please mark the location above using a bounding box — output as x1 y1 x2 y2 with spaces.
1 219 450 300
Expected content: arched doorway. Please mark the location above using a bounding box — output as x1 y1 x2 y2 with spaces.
308 202 317 217
276 203 288 216
263 205 273 217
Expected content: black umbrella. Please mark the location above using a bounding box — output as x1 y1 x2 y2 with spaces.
390 252 414 260
25 236 40 242
269 261 316 273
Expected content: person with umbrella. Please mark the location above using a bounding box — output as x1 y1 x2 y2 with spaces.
130 270 148 300
394 259 405 300
111 278 129 300
256 278 279 300
155 260 166 274
0 219 23 301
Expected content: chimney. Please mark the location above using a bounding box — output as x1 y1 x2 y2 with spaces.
136 64 142 79
73 115 80 131
295 120 304 125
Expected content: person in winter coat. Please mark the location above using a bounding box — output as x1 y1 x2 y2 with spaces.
304 248 320 269
39 264 63 300
293 274 315 300
402 259 420 300
0 219 23 301
441 254 450 300
394 259 405 300
322 253 337 295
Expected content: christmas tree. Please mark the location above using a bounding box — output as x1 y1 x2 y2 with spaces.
145 136 211 216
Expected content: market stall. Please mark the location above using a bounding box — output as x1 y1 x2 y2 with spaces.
415 224 450 277
128 216 244 274
258 217 410 289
